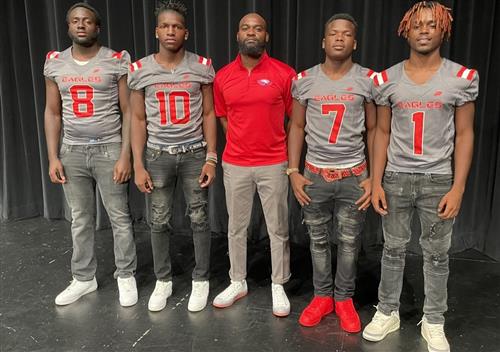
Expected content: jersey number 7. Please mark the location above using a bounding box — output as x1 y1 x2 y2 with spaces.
321 103 346 144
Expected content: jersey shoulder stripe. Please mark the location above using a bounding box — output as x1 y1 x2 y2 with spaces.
456 66 476 81
129 60 143 72
370 70 388 86
46 50 60 60
198 55 212 66
112 50 124 59
293 70 307 80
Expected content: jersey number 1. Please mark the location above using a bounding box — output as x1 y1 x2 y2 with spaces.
70 85 94 118
156 91 191 125
321 103 346 144
412 111 425 155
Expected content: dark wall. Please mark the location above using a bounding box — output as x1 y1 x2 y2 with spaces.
1 0 499 260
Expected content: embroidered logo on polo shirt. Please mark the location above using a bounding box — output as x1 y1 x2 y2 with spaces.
257 79 271 86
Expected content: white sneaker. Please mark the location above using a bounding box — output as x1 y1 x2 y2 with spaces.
271 283 290 317
362 309 400 341
55 277 98 305
420 317 450 352
148 280 172 312
188 280 209 312
213 280 247 308
117 276 138 307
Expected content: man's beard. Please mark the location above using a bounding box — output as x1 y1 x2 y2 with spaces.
68 30 99 47
238 39 266 58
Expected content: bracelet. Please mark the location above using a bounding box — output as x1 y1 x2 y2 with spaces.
286 167 299 176
205 160 217 167
206 152 218 162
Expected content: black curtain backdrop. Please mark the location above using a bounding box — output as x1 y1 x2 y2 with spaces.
1 0 499 260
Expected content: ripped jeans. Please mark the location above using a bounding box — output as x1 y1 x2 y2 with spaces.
378 171 453 324
145 147 211 282
302 168 367 301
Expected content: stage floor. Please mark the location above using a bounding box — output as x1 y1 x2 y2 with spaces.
1 217 499 351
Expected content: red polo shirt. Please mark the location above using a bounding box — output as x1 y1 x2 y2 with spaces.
214 52 296 166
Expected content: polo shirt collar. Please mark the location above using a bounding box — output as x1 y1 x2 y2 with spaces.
236 51 269 70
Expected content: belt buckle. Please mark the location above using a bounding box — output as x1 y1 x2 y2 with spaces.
321 169 342 182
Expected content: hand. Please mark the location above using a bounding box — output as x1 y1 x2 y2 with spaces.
438 187 463 219
371 183 388 216
290 172 313 206
48 158 66 184
199 162 215 188
355 177 372 211
134 166 153 193
113 155 132 184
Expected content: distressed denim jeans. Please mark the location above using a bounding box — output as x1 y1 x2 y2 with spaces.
378 171 453 324
60 143 137 281
145 147 211 282
302 168 367 300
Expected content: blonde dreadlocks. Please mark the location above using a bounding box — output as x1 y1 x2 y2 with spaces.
398 1 453 40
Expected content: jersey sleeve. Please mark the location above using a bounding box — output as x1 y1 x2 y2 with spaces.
213 73 226 117
456 69 479 106
291 71 310 106
370 69 391 106
115 50 131 78
43 50 59 81
358 67 375 103
127 60 145 91
202 62 215 85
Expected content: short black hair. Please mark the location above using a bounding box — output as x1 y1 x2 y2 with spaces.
155 0 188 25
66 2 102 26
324 13 358 36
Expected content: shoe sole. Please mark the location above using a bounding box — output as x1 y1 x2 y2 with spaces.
120 297 138 307
55 282 98 306
299 306 334 327
273 309 290 318
362 321 400 342
421 327 450 352
213 291 247 308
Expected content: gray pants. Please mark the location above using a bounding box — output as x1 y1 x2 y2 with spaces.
222 161 290 284
145 147 211 282
60 143 137 281
303 168 367 300
378 171 453 324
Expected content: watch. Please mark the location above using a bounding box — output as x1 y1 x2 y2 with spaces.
286 168 299 175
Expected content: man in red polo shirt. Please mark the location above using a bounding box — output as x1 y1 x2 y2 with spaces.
212 13 296 317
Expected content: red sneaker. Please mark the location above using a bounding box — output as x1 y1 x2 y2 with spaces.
335 298 361 333
298 296 334 327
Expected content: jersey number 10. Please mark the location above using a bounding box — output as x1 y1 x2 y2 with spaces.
155 91 191 125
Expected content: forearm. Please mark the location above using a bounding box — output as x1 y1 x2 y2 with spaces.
120 108 132 158
287 124 305 169
366 128 375 175
203 112 217 153
372 129 389 186
452 130 474 192
131 118 147 169
44 112 62 162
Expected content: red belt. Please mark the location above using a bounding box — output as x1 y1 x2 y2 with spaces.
305 161 367 182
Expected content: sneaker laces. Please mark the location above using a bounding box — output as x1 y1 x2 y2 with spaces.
419 319 446 339
191 282 206 298
272 285 287 306
220 282 242 299
371 310 391 326
152 282 170 296
120 278 135 292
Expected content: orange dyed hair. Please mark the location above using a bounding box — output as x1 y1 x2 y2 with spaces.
398 1 453 40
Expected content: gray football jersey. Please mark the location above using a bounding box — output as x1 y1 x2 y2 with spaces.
44 46 130 145
372 59 479 174
292 63 373 166
127 51 215 146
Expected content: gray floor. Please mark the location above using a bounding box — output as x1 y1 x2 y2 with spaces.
1 217 499 351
